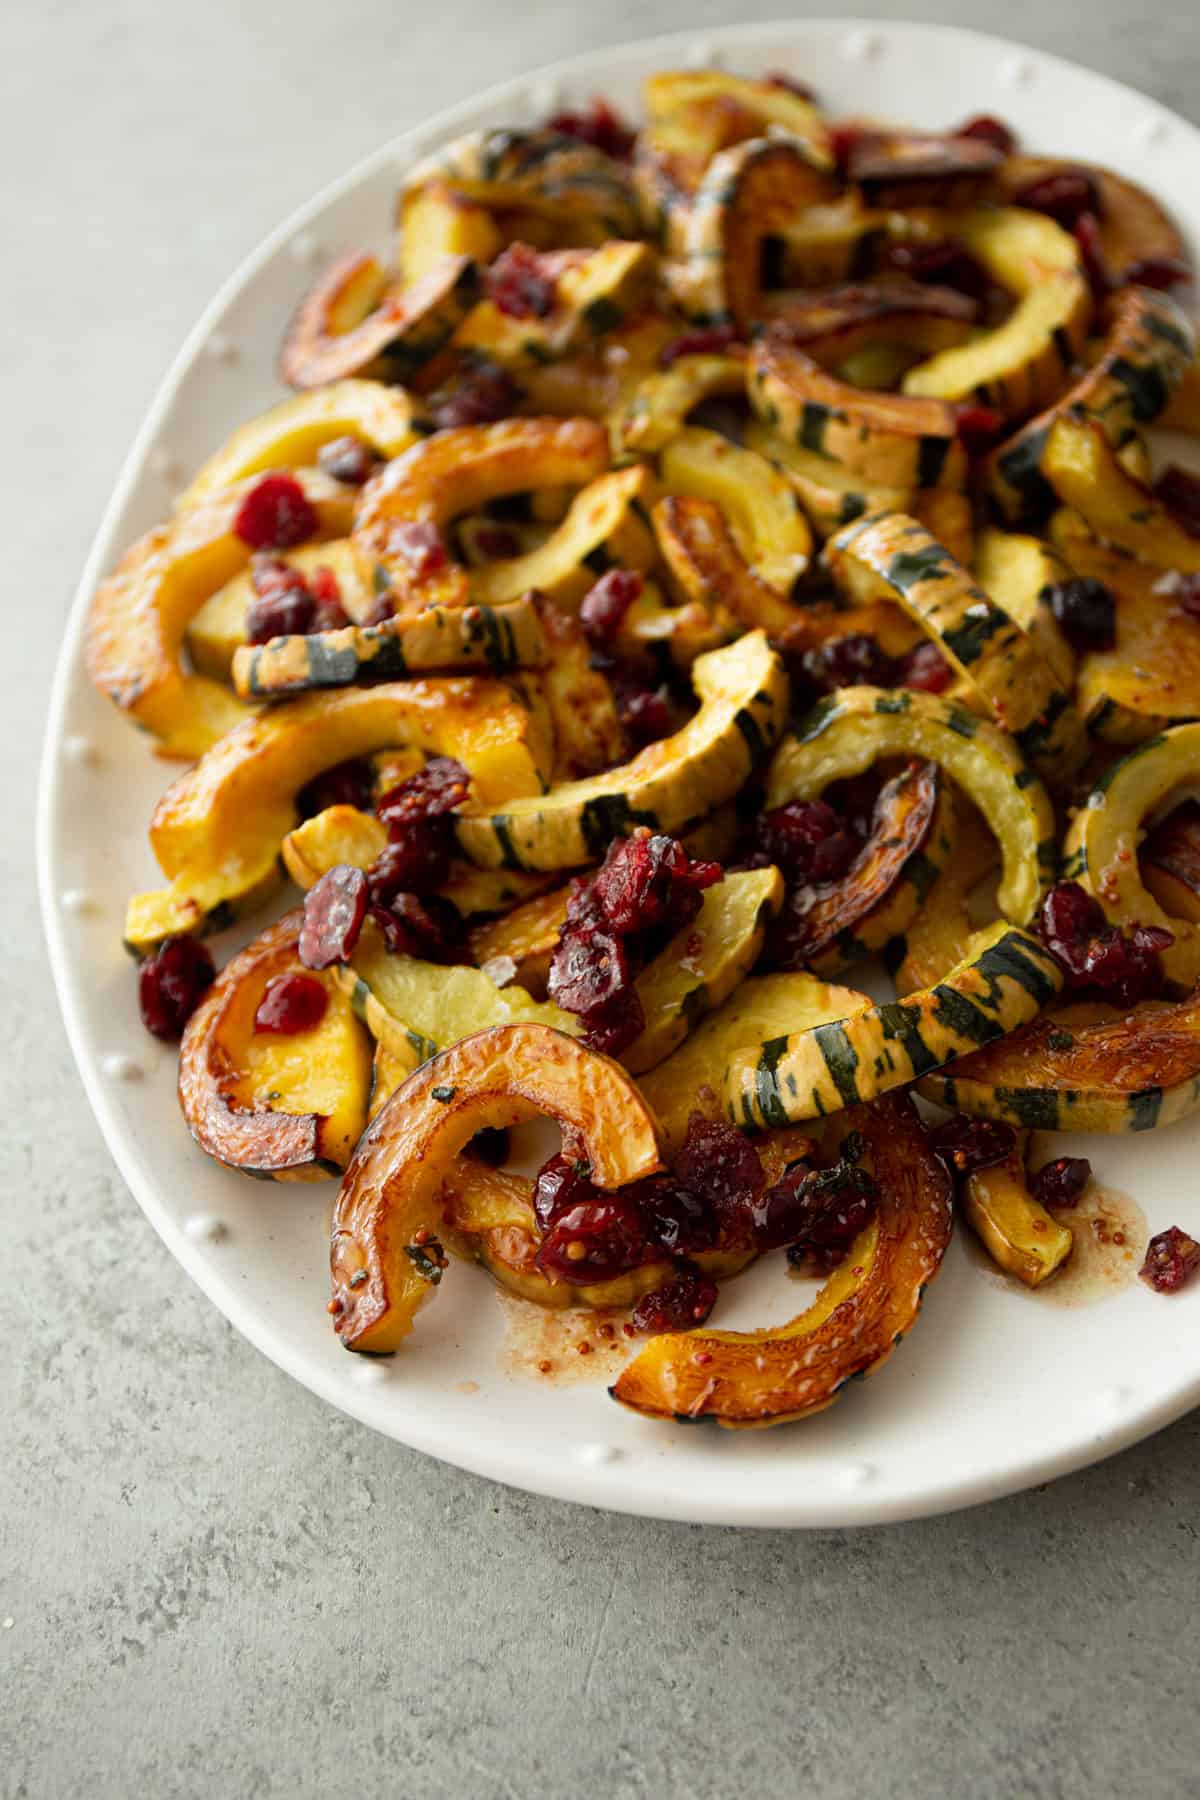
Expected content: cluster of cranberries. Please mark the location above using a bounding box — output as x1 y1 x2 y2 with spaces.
577 568 680 749
427 359 519 432
1009 164 1190 296
544 97 636 160
244 556 351 645
485 244 558 320
529 1111 880 1331
1037 882 1172 1008
547 830 721 1055
795 630 952 699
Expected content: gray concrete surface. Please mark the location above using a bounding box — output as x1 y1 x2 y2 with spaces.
4 3 1199 1795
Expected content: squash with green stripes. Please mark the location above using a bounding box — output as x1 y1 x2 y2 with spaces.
658 427 812 593
652 494 810 645
724 920 1064 1129
885 797 999 995
825 511 1084 781
187 539 374 682
767 686 1056 924
466 464 657 609
231 594 549 698
987 286 1194 519
615 353 747 456
748 338 966 492
610 1093 953 1428
280 251 483 389
669 135 839 329
455 629 789 871
455 241 658 369
920 992 1200 1134
403 128 642 243
769 197 891 288
1042 412 1200 572
901 208 1090 415
762 279 979 365
1061 722 1200 988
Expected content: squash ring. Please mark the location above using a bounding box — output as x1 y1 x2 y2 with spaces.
279 251 482 389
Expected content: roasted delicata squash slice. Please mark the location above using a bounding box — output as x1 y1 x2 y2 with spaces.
397 179 503 286
1041 413 1200 572
762 279 979 365
769 196 891 288
86 469 352 759
466 464 657 608
611 1093 953 1428
768 686 1056 924
616 578 732 670
961 1141 1074 1287
923 991 1200 1134
972 527 1076 688
886 797 1000 995
468 884 570 997
125 676 551 950
1061 722 1200 988
178 381 428 510
232 593 550 699
1141 800 1200 924
329 1023 664 1352
456 630 789 871
669 135 839 329
615 352 747 456
998 155 1190 285
455 241 657 369
653 495 809 645
1044 525 1200 744
521 603 625 782
825 511 1085 780
782 764 957 978
901 208 1090 415
280 250 483 389
725 920 1064 1129
987 286 1194 520
178 911 372 1180
846 129 1003 208
403 129 642 244
334 918 577 1076
657 427 812 593
353 415 609 606
748 338 966 492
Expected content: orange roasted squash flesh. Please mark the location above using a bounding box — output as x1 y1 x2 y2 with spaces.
1141 799 1200 925
610 1093 953 1428
179 911 372 1180
329 1023 665 1352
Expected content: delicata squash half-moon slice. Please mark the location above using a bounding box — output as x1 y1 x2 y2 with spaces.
885 796 1000 995
670 135 840 329
997 155 1189 285
353 415 609 606
961 1142 1074 1289
614 352 747 457
279 250 482 389
761 279 980 365
454 241 658 369
901 208 1090 416
179 911 372 1181
125 676 552 951
86 469 353 759
653 495 809 646
1061 722 1200 989
824 511 1085 780
657 427 812 594
767 685 1057 925
455 630 790 871
987 286 1194 520
466 464 657 609
748 337 966 493
610 1094 953 1429
724 920 1064 1130
1041 413 1200 573
329 1023 665 1353
178 380 428 510
402 128 642 244
922 991 1200 1134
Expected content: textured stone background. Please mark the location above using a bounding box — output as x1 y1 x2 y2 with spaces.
4 3 1199 1796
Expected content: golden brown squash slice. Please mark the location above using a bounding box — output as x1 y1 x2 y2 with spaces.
86 470 352 758
279 251 482 388
329 1023 665 1352
657 427 813 593
847 130 1002 208
962 1143 1074 1287
615 352 748 456
761 279 979 364
610 1093 953 1428
652 494 810 645
179 911 372 1180
886 797 999 995
466 464 657 609
1042 412 1200 572
997 155 1189 284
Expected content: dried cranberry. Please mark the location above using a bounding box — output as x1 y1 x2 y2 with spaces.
253 972 329 1035
618 685 675 748
657 325 740 368
1031 1155 1091 1209
367 826 450 901
1038 881 1108 974
1078 923 1173 1007
897 639 953 693
544 97 635 159
486 243 557 320
137 935 215 1040
548 923 632 1015
783 1160 879 1267
580 569 643 647
577 983 647 1057
1139 1225 1200 1293
233 473 318 551
1013 168 1102 229
1074 211 1115 301
803 632 895 693
673 1114 764 1243
755 799 860 884
1045 577 1116 651
1153 465 1200 540
747 1158 814 1251
376 757 470 833
955 404 1007 457
633 1175 718 1256
532 1152 602 1233
535 1196 648 1283
244 556 316 643
317 434 381 487
428 361 519 431
955 114 1016 154
385 520 448 579
591 831 721 937
630 1265 719 1334
1123 254 1192 290
298 865 368 969
296 758 373 819
370 893 462 962
882 236 990 302
929 1113 1016 1180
